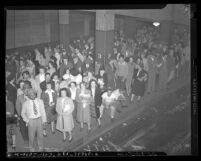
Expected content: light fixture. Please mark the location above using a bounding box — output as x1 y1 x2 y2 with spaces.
153 22 160 27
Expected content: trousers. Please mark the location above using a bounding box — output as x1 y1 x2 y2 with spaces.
28 117 44 152
19 118 29 143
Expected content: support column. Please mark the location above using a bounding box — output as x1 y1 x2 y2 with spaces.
95 10 115 66
59 10 69 49
44 11 60 44
159 20 173 45
84 16 90 37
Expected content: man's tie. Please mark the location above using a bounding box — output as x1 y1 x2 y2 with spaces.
32 100 38 116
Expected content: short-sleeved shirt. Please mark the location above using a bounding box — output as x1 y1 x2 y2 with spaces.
102 92 117 103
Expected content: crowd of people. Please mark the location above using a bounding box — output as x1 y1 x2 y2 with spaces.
6 24 190 152
107 26 190 101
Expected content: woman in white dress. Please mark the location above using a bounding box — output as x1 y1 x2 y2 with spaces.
56 88 74 142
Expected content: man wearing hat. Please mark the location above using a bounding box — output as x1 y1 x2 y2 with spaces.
21 88 47 152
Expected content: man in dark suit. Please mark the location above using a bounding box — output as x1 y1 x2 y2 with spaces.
40 73 55 92
6 76 17 113
89 80 103 127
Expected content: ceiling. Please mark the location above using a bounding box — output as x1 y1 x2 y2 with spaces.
82 4 190 26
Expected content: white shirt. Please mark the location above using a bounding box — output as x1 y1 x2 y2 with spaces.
17 88 24 97
75 74 82 85
98 78 104 86
70 88 77 100
21 98 47 124
45 89 54 103
102 92 117 103
39 74 45 83
63 74 73 80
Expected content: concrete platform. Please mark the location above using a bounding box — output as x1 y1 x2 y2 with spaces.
7 73 190 153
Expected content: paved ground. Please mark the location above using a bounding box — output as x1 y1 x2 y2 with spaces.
7 71 190 153
76 82 190 154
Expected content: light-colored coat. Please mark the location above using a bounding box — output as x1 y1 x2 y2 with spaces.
56 97 74 132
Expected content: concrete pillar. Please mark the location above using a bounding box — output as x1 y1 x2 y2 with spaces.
95 10 115 66
59 10 69 49
44 11 60 44
159 20 173 45
84 16 90 36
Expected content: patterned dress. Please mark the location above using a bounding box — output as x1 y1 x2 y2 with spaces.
76 89 92 124
89 86 103 119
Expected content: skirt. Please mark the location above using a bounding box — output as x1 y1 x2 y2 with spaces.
56 114 74 132
89 102 100 119
45 105 57 123
132 79 146 96
77 103 91 124
72 100 77 120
